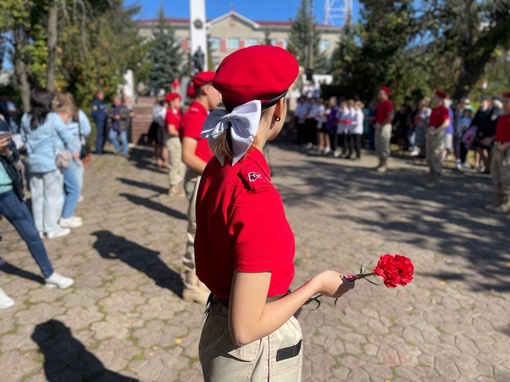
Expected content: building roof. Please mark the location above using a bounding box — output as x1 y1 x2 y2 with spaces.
138 10 341 31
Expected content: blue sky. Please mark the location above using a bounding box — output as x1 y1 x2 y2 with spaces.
127 0 360 26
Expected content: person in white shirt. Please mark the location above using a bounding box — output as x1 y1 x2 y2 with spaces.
334 100 348 158
349 101 365 161
340 100 356 159
315 99 329 154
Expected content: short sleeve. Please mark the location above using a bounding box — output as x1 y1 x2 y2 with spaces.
181 113 203 140
230 187 294 273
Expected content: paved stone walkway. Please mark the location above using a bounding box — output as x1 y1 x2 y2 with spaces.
1 144 509 382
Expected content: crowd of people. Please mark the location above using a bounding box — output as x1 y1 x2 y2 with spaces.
291 86 508 186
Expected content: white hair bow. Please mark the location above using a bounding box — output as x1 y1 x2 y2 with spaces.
201 100 261 165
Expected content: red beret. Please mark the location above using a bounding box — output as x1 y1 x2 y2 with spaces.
503 92 510 99
165 92 181 102
212 45 299 108
380 86 391 95
186 84 196 98
192 71 215 90
435 90 447 99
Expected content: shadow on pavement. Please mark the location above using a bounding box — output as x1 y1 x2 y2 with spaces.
127 145 167 174
119 193 186 220
91 230 183 298
32 319 139 382
272 142 510 293
0 261 45 285
117 177 168 195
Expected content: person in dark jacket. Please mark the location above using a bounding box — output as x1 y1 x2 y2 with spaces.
91 91 108 154
0 120 74 309
108 96 131 156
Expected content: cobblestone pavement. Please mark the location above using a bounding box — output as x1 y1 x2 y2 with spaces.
1 143 509 382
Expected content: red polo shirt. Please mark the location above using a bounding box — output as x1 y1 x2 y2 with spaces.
194 148 295 299
376 99 394 124
179 101 213 163
429 105 449 128
495 114 510 142
165 107 182 134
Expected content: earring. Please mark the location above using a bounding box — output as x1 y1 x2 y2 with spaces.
275 117 281 122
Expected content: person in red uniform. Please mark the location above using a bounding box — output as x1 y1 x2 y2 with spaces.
194 45 355 380
164 92 185 196
180 71 222 305
486 92 510 213
423 90 450 188
374 86 394 173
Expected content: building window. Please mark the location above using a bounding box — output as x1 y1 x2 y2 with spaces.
226 38 240 49
282 40 288 49
270 39 277 46
210 37 221 50
320 39 331 51
246 38 258 47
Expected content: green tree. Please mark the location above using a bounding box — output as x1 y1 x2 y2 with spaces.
147 5 182 93
287 0 329 73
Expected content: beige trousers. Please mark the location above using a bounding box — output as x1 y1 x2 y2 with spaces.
183 170 200 273
199 301 303 381
426 129 446 180
490 144 510 197
164 135 185 187
375 124 392 160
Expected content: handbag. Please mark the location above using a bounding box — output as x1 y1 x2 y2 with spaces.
51 116 73 169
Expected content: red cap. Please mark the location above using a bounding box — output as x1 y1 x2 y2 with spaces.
380 86 391 95
435 90 447 99
503 92 510 99
192 71 215 90
164 92 181 102
212 45 299 108
186 84 196 98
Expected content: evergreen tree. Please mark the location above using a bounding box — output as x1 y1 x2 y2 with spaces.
330 13 357 86
287 0 329 73
147 5 182 93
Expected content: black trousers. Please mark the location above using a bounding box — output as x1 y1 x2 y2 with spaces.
305 119 317 145
342 133 351 156
350 134 361 158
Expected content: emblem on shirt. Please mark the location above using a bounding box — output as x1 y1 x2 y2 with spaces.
248 172 261 182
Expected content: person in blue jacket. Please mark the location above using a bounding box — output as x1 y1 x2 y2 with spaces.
91 90 108 154
0 118 74 309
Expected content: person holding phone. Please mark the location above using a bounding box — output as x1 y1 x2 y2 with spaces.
0 119 74 309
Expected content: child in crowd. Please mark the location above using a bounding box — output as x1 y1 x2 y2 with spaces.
315 99 330 155
350 101 365 160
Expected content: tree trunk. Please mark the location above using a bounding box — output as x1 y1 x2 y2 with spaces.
12 29 31 112
46 0 58 91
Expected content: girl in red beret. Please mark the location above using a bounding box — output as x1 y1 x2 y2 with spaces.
194 45 355 381
423 90 450 188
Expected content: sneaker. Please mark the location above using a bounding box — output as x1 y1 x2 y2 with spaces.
169 186 185 197
59 217 82 228
45 272 74 289
462 162 472 169
0 289 14 309
410 148 419 157
323 147 331 155
333 151 341 158
494 203 510 214
376 165 387 173
46 228 71 239
182 284 210 305
304 143 313 150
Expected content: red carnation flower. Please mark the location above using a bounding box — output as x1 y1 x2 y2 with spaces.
372 254 414 288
